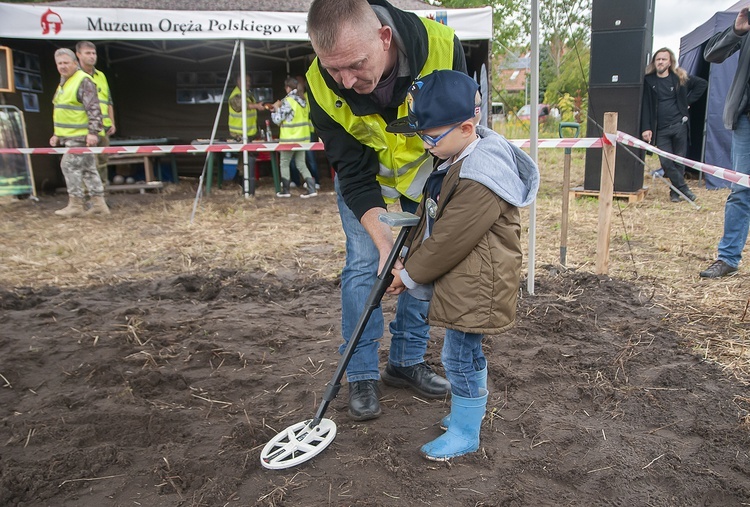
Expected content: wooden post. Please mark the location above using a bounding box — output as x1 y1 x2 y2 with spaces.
558 121 580 266
595 112 617 275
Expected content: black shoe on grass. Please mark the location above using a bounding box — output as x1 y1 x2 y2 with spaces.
699 260 738 278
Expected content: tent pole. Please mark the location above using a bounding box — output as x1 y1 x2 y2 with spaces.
240 40 254 197
190 40 240 224
527 0 539 296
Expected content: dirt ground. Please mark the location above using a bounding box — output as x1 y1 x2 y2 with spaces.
1 179 750 507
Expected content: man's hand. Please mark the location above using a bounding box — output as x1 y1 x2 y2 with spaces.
359 207 395 275
642 130 653 144
107 125 116 136
49 135 58 147
85 134 99 147
736 8 750 34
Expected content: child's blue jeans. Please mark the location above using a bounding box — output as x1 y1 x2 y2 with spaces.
442 329 487 398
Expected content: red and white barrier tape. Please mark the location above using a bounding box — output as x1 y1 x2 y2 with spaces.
9 133 744 189
0 137 602 156
611 131 750 189
507 137 603 149
0 141 326 156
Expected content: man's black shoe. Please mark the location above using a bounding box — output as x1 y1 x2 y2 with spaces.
381 362 450 399
670 195 681 202
348 380 381 421
684 190 697 201
699 260 738 278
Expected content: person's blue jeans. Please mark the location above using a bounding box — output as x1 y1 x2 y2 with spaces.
718 114 750 268
335 177 430 382
442 329 486 398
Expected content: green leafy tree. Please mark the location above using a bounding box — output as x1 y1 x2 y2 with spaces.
439 0 529 50
439 0 592 124
543 40 590 109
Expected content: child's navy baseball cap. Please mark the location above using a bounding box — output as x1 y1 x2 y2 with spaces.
387 70 480 134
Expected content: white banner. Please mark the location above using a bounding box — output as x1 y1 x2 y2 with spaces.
0 3 492 41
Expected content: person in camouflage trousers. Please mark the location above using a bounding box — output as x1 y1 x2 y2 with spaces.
49 48 109 217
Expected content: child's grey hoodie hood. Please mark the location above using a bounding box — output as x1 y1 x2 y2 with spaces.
459 125 539 208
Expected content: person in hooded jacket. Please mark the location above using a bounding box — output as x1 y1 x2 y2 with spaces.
699 7 750 278
386 70 539 461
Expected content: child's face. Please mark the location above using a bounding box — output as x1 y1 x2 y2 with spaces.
419 121 472 160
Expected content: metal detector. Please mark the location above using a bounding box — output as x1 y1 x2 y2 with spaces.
260 211 420 470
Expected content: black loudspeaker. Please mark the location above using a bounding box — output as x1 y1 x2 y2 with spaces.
585 87 644 192
585 0 654 192
589 31 652 87
591 0 654 32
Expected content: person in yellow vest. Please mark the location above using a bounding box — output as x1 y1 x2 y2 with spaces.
49 48 108 217
289 74 320 189
270 76 317 198
228 73 264 185
76 41 115 137
76 41 115 183
306 0 466 421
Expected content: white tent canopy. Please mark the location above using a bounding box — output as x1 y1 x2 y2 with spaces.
0 0 493 201
0 3 492 41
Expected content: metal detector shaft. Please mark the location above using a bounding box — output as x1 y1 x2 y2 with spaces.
309 212 419 428
650 170 701 210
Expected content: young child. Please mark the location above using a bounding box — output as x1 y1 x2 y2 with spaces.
271 76 317 198
385 70 539 461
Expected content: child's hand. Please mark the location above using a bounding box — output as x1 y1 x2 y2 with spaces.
386 267 406 295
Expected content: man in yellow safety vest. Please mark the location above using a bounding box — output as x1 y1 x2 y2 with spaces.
76 41 115 184
306 0 468 421
49 48 108 217
227 73 265 186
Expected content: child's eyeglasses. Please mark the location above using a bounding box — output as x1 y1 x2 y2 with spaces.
405 123 461 147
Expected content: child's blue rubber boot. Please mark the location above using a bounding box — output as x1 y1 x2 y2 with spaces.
440 367 487 431
421 388 487 461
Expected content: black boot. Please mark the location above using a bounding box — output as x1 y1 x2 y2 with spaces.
348 380 381 421
301 177 318 198
276 178 291 198
381 362 451 399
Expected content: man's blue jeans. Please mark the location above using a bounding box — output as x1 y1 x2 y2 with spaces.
718 114 750 268
442 329 487 398
335 178 430 382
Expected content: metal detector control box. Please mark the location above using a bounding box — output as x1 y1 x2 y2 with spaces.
379 211 419 227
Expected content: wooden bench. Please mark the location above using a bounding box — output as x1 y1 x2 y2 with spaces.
107 154 156 183
106 181 164 193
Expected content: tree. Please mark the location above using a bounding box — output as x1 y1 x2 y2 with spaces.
438 0 528 51
543 41 589 121
438 0 591 55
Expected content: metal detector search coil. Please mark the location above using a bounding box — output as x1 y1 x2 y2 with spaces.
259 212 420 470
260 419 336 469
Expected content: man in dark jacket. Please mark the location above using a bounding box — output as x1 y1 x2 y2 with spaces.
699 8 750 278
640 47 707 202
305 0 466 421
